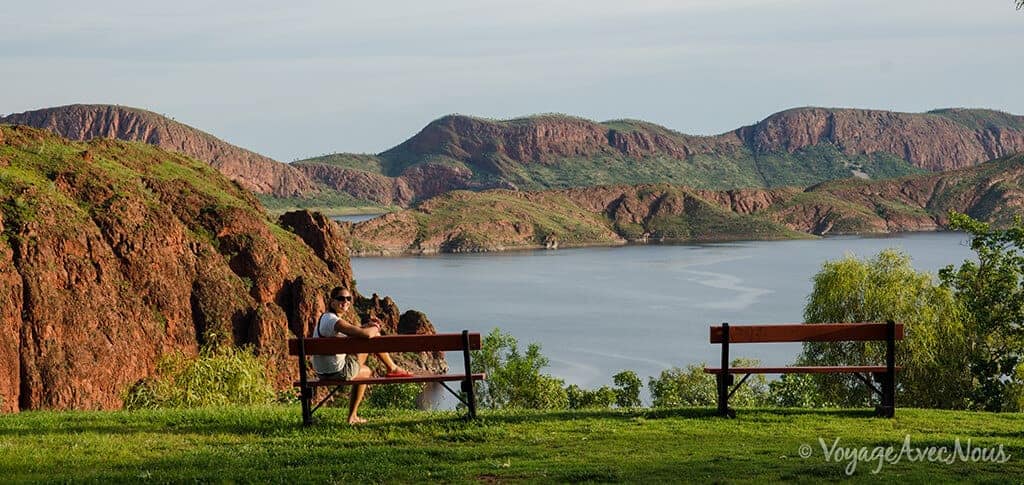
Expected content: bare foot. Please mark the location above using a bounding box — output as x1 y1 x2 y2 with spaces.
348 416 367 425
385 368 414 378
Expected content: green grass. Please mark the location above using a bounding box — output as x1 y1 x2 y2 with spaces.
0 406 1020 482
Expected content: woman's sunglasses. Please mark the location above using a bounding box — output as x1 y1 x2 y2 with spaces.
333 295 353 302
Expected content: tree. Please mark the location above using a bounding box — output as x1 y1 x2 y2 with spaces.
801 249 970 408
612 370 643 408
939 213 1024 411
471 329 568 409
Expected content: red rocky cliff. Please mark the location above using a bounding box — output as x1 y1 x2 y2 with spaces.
737 107 1024 171
0 126 442 412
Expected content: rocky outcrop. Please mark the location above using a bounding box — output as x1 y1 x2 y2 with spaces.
0 105 317 197
737 108 1024 171
386 115 744 166
0 126 442 412
348 154 1024 254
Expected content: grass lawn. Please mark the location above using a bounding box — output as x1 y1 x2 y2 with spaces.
0 406 1021 483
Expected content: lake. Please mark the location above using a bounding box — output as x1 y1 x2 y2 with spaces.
344 229 975 392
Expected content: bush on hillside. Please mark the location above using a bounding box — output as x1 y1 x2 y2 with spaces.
123 346 275 409
367 383 422 409
566 385 616 409
648 360 768 408
471 329 569 409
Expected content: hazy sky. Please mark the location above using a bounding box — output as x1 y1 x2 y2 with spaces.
1 1 1022 161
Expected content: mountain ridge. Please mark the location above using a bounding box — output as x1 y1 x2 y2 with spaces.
298 107 1024 206
5 104 1023 210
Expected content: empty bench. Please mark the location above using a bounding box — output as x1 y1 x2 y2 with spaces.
703 321 903 418
289 330 486 425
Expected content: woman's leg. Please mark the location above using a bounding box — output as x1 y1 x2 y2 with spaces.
374 352 403 373
348 353 372 424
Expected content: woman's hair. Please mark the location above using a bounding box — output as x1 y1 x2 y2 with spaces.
329 286 351 300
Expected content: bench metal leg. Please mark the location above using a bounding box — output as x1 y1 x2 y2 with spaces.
462 330 478 420
875 372 895 418
716 323 735 418
716 374 736 418
300 385 313 426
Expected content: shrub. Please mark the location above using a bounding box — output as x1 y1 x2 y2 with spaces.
612 370 642 408
766 374 835 408
648 360 768 408
566 385 616 409
471 329 568 409
367 383 422 409
123 346 275 409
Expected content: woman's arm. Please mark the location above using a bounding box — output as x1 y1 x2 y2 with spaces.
334 316 380 338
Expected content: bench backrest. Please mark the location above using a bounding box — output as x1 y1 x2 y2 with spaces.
289 333 482 356
709 323 904 344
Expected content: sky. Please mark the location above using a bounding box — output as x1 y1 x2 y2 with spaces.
1 0 1022 161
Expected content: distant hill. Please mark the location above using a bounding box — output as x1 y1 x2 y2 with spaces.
0 104 317 197
6 104 1023 210
345 153 1024 255
298 107 1024 206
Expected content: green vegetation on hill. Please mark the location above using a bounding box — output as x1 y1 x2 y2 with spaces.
412 190 622 251
257 190 392 216
295 152 388 173
0 126 259 240
350 186 809 253
1 406 1020 482
930 108 1024 131
754 144 926 187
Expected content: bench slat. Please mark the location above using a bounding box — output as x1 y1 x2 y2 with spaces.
294 373 486 387
709 323 904 343
289 333 481 355
703 366 903 374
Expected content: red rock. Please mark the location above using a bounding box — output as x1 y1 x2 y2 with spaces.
0 126 445 412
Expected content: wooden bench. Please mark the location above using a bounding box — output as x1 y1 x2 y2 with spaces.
289 330 485 425
703 321 904 418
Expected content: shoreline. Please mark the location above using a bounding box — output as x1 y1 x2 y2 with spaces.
347 228 966 258
349 232 823 258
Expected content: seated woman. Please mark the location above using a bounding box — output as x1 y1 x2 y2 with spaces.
311 286 413 424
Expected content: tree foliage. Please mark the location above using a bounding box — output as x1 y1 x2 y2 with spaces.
612 370 643 408
800 249 970 408
566 385 616 409
648 360 768 408
471 329 568 409
940 212 1024 411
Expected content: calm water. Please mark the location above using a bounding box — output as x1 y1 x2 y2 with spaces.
350 232 975 390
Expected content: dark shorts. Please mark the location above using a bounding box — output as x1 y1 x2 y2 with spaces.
317 354 361 381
